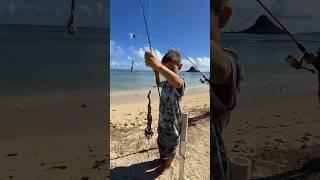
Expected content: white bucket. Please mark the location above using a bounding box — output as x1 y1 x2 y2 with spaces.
229 156 251 180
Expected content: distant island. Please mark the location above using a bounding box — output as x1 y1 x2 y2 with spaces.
224 15 287 34
239 15 285 34
186 66 199 72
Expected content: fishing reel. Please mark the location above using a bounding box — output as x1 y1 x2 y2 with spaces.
285 55 315 74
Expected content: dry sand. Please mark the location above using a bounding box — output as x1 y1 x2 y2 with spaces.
110 88 210 180
226 74 320 178
0 89 108 180
111 74 320 179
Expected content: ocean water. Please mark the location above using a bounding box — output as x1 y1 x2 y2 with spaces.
110 69 210 92
1 25 319 95
111 33 320 93
0 24 108 95
220 33 320 77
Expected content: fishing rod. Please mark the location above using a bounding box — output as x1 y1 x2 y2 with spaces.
256 0 320 72
256 0 307 54
138 0 161 97
131 32 210 82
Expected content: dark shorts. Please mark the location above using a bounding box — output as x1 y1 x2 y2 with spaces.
157 124 180 159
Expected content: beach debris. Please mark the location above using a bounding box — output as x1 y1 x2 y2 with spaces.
6 153 18 157
81 177 90 180
40 162 45 166
81 104 86 108
92 159 106 169
145 90 154 139
47 165 67 170
88 147 94 152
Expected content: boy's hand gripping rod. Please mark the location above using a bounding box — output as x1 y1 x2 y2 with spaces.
256 0 320 72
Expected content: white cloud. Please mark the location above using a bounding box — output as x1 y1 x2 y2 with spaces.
134 46 163 60
182 56 210 72
110 40 124 61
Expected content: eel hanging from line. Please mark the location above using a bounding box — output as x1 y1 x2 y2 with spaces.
66 0 77 34
145 90 153 139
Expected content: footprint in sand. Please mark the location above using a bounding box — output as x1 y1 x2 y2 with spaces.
234 140 245 144
254 126 268 129
302 136 310 141
274 138 285 144
279 124 291 128
7 169 15 172
295 121 307 125
304 133 312 137
272 114 282 118
300 144 307 149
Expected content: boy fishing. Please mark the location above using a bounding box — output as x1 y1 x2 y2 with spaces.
211 0 243 179
144 50 185 174
299 48 320 103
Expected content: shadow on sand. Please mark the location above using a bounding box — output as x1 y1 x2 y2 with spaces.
110 159 162 180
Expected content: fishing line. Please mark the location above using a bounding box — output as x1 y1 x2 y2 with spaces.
131 32 210 82
149 0 152 21
138 0 161 97
138 0 153 52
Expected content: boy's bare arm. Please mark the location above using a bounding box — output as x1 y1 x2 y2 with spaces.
157 65 183 88
211 40 233 84
145 52 184 89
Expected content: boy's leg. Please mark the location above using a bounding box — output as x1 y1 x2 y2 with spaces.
149 135 166 168
156 156 174 174
155 125 179 174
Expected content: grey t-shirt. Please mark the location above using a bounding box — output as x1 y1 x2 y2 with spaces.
157 79 185 158
211 47 243 180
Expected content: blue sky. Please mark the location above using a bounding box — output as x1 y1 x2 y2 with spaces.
110 0 210 71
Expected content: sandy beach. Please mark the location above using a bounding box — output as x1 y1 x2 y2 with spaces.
110 88 210 180
0 89 109 180
111 73 320 179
